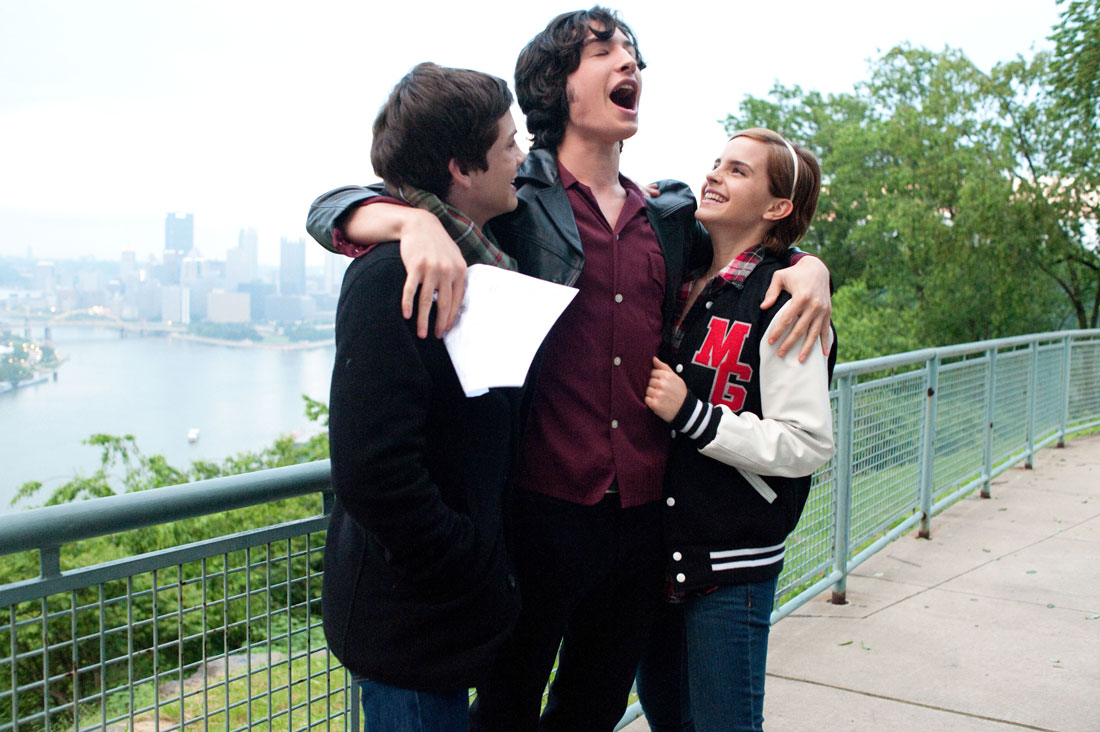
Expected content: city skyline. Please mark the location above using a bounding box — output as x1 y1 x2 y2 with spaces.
1 211 348 332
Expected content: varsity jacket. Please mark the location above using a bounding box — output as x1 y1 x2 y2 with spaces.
323 243 522 691
661 249 836 592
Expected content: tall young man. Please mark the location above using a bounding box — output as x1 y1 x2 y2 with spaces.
322 62 526 732
308 9 832 731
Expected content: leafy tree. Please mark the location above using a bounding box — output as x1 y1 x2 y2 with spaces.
726 41 1094 353
187 321 262 341
3 396 331 729
1049 0 1100 128
0 357 32 384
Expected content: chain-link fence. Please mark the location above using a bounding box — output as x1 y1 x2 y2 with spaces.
3 330 1100 732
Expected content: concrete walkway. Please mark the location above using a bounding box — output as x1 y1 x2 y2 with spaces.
624 432 1100 732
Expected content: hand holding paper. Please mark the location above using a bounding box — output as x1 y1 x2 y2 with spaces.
443 265 578 397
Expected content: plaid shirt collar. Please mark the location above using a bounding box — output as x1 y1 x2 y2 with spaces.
393 185 517 271
671 244 765 351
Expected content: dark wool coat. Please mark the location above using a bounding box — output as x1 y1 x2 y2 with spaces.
323 243 522 692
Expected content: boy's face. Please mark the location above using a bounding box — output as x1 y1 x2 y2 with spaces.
563 25 641 146
463 113 526 226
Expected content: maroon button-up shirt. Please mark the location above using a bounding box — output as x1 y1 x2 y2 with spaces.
514 163 670 507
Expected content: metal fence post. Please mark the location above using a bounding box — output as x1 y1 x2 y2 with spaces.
918 355 939 538
1059 335 1073 448
1025 341 1039 469
982 347 997 499
831 373 854 605
350 673 360 731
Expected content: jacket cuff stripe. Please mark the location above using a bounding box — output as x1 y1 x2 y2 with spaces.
709 541 786 559
710 550 785 572
684 401 713 440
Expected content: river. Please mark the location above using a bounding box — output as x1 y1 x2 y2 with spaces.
1 327 335 513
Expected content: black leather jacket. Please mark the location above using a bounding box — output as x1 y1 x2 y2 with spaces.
305 148 711 334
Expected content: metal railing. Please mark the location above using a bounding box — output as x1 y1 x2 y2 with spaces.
3 329 1099 732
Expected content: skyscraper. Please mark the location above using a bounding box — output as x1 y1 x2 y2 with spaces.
279 237 306 296
227 227 260 289
165 212 194 253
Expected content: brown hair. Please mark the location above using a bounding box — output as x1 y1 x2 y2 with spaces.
729 128 821 253
371 62 513 199
515 6 645 151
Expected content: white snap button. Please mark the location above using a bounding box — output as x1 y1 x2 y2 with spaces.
705 301 713 309
613 356 621 366
675 364 683 373
666 497 675 507
676 573 686 583
611 420 619 429
673 552 682 561
615 294 623 303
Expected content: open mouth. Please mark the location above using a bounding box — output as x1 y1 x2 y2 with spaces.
702 189 728 203
609 81 638 110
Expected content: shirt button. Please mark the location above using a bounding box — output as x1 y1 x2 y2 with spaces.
615 293 624 303
613 356 622 366
611 419 619 429
666 496 676 507
670 430 677 438
675 363 683 373
676 573 686 583
672 552 683 561
705 301 713 310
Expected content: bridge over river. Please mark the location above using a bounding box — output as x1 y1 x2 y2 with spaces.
2 308 186 340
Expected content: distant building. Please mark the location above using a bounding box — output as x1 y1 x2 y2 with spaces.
34 262 56 293
162 285 190 325
76 270 103 293
324 252 349 294
120 251 137 280
120 279 162 321
279 237 306 296
227 228 259 291
180 253 205 285
165 212 194 253
264 294 315 323
207 290 251 323
237 281 275 321
160 249 183 285
238 228 260 281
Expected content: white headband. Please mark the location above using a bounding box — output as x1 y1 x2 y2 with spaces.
779 137 799 201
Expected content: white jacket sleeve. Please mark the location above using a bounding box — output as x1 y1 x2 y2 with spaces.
695 300 835 477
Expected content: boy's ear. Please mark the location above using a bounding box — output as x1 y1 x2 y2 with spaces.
448 159 472 190
763 198 794 222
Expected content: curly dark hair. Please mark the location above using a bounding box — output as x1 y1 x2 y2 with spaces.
370 62 513 199
515 7 646 151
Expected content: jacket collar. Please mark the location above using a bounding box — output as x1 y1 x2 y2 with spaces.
514 148 583 259
516 147 560 188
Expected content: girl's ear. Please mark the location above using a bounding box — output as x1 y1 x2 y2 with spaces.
763 198 794 222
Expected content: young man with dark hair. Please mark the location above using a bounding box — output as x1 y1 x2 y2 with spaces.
322 61 526 732
307 9 833 731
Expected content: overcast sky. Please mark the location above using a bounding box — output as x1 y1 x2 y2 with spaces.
0 1 1063 268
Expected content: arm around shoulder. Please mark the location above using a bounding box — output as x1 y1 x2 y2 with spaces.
305 184 386 251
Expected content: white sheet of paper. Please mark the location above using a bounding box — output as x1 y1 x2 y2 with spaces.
443 264 578 397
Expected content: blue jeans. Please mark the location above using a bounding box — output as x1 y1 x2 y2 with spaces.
358 679 469 732
636 577 778 732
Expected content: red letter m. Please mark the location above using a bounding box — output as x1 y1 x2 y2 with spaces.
691 317 753 410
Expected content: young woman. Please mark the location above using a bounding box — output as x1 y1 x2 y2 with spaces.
636 129 837 732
